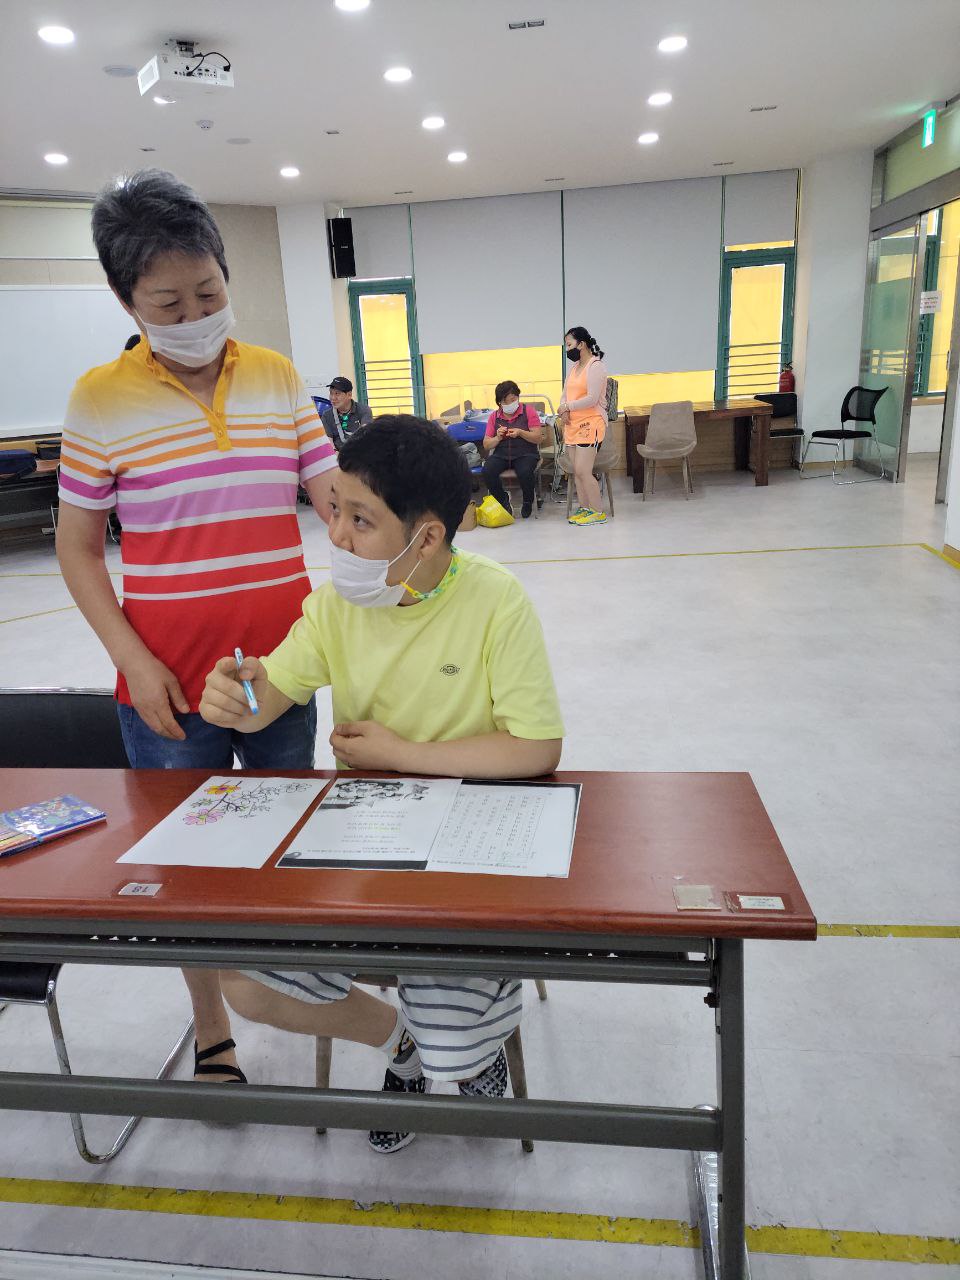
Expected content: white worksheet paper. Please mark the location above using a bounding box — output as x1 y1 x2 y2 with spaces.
428 783 579 878
117 776 326 869
279 777 461 869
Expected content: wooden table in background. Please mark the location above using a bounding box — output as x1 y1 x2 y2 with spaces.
625 399 774 491
0 768 815 1279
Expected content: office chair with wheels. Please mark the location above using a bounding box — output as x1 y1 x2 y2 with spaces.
800 385 888 483
0 687 194 1163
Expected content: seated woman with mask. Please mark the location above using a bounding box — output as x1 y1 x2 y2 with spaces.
480 381 543 519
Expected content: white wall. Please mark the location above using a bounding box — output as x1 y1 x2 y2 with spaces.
276 203 342 393
793 148 874 435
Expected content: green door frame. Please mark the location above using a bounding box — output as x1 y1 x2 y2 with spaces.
914 229 941 395
715 247 796 400
347 278 425 416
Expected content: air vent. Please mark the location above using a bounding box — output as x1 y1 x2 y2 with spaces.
749 105 778 112
394 190 414 195
325 130 341 136
508 19 545 29
713 161 734 166
544 177 564 182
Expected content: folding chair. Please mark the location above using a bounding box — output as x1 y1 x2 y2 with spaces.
0 687 194 1162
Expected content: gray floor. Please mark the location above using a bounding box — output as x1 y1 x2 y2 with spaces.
0 456 957 1279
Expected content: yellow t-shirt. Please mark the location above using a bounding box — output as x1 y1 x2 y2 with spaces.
263 549 564 747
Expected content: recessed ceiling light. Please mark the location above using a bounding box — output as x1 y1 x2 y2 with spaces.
44 152 69 165
422 115 445 130
637 132 659 145
544 177 564 182
280 166 301 178
395 190 414 195
227 137 252 145
153 95 175 105
38 25 74 45
139 146 157 153
447 151 467 163
647 92 672 107
749 105 778 112
103 64 137 77
384 66 412 83
713 161 734 166
658 35 687 53
335 0 370 9
325 129 341 135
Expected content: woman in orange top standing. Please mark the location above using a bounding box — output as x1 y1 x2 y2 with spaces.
558 325 608 526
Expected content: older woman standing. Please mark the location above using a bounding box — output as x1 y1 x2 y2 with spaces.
56 169 338 1087
559 325 608 526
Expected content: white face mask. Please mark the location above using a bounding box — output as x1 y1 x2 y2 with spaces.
500 400 520 416
329 525 426 608
137 300 235 369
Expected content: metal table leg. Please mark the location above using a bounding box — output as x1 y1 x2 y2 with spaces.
696 937 749 1279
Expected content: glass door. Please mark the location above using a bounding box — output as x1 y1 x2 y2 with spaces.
348 279 424 417
859 219 926 481
716 249 795 399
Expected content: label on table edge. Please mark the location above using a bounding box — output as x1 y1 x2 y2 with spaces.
725 892 787 912
117 881 162 897
673 883 721 910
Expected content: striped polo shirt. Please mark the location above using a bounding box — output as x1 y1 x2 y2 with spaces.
58 338 337 710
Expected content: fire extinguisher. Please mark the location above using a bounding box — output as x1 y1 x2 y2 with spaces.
778 362 795 394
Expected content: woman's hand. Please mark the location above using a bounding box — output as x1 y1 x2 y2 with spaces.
121 651 190 740
330 720 409 771
506 428 520 438
496 425 508 440
558 400 568 414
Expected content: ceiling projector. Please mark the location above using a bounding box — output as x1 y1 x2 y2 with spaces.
138 39 234 98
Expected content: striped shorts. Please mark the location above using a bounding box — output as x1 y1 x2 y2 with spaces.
245 969 522 1082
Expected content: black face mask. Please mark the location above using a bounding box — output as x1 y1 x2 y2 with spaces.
565 347 581 362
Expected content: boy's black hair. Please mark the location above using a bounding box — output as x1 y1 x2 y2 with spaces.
338 415 472 544
494 379 521 405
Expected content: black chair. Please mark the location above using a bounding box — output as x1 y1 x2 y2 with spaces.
0 687 193 1162
800 385 888 484
755 393 804 468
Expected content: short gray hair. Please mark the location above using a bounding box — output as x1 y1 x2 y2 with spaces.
91 168 229 305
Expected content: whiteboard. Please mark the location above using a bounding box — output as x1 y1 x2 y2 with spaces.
0 287 138 433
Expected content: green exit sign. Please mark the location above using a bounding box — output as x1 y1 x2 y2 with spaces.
921 109 937 148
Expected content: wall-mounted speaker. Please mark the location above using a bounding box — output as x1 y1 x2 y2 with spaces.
327 217 356 278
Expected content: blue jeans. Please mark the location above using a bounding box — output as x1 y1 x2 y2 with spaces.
117 699 317 770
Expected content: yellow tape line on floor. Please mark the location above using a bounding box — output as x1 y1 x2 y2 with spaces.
0 1178 956 1263
921 543 960 570
819 923 960 938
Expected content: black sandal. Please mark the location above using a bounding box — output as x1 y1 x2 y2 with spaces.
193 1037 248 1084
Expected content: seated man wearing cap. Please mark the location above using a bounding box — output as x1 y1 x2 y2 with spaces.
321 377 373 451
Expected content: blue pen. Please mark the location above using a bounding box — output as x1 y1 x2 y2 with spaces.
234 647 259 715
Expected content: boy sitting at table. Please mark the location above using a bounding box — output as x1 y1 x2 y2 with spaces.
199 415 563 1153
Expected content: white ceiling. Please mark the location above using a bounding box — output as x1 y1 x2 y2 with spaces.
2 0 959 209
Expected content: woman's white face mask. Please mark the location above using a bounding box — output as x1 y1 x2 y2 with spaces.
329 525 426 608
500 400 520 416
137 301 235 369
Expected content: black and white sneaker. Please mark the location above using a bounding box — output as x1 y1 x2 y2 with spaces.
368 1031 429 1154
458 1046 508 1098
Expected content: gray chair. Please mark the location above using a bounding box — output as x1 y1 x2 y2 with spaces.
315 978 547 1153
0 687 193 1163
636 401 697 500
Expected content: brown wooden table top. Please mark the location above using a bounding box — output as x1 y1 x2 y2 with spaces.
0 770 816 942
624 399 774 422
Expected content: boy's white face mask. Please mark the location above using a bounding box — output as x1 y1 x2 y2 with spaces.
137 301 235 369
329 526 426 608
